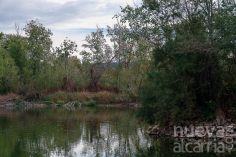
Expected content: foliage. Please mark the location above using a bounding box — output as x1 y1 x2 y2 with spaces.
56 38 78 81
0 48 19 93
116 0 236 124
82 100 98 106
23 19 53 76
80 26 116 88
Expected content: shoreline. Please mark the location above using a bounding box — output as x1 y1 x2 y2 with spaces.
0 100 140 108
145 122 236 138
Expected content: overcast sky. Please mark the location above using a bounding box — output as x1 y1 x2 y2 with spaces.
0 0 140 57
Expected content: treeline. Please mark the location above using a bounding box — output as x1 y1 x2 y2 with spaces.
1 0 236 124
0 20 150 102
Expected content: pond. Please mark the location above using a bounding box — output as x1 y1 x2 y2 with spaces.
0 106 235 157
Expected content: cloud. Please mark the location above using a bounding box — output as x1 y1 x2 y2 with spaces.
0 0 138 29
0 0 141 52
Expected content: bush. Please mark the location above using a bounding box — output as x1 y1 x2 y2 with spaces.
83 100 98 106
57 101 65 105
74 101 81 106
44 101 53 105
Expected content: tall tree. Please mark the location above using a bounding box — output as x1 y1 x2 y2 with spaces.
0 48 19 93
5 23 28 80
56 37 77 81
107 22 137 87
80 27 116 88
23 19 53 76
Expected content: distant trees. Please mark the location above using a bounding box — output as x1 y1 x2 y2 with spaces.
0 20 81 94
0 18 152 97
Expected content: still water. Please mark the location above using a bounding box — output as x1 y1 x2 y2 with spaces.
0 106 235 157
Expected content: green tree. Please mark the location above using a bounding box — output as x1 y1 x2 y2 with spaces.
116 0 236 124
4 23 29 83
23 19 53 76
0 48 19 93
56 38 78 81
80 26 116 88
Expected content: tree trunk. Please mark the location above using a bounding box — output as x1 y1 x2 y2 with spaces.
90 67 96 88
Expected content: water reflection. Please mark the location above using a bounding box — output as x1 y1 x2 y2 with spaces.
0 106 235 157
0 107 150 157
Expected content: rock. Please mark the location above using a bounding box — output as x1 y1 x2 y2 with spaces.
5 103 14 106
216 108 226 125
147 126 152 132
169 130 174 135
150 125 159 134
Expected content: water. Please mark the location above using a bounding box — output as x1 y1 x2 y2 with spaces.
0 106 235 157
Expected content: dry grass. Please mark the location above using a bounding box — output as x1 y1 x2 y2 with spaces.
0 93 21 103
43 91 120 104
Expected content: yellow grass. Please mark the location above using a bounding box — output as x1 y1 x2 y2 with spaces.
46 91 120 104
0 93 20 103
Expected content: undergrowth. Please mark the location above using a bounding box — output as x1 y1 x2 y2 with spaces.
42 91 121 104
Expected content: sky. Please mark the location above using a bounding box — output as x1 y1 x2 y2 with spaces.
0 0 141 57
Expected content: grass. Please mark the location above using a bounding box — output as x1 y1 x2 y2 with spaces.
0 93 20 103
42 91 121 105
57 101 65 105
83 100 98 106
13 99 22 105
44 101 53 105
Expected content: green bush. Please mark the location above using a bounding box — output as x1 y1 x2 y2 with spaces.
43 95 52 101
57 101 65 105
83 100 98 106
13 99 22 105
74 101 81 106
44 101 53 105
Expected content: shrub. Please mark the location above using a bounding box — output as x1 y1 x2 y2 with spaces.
44 101 53 105
57 101 65 105
83 100 98 106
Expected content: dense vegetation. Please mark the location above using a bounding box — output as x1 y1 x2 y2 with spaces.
1 0 236 125
116 0 236 124
0 20 149 103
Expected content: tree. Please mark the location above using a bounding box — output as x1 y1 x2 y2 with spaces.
4 23 28 81
116 0 236 124
107 22 137 87
24 19 53 76
0 48 19 93
80 27 116 88
56 38 78 81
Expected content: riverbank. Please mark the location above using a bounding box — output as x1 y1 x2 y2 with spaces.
145 118 236 138
0 91 139 107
